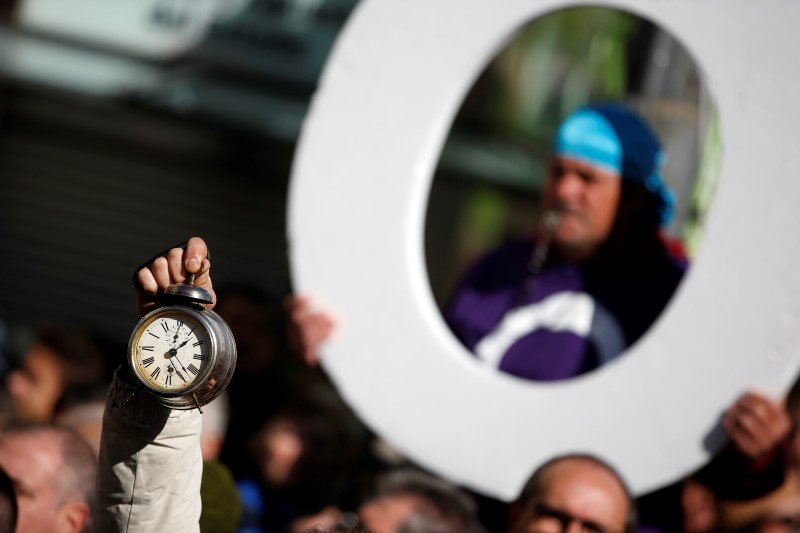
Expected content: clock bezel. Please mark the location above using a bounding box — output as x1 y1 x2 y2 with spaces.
129 306 216 396
128 304 235 410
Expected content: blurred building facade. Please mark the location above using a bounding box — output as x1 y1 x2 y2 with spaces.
0 1 718 343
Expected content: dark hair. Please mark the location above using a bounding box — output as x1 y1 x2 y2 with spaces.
619 181 663 233
368 469 485 533
0 467 17 533
516 454 637 533
786 373 800 423
34 326 109 385
25 326 113 419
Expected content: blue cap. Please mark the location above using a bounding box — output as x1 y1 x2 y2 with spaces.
553 103 675 226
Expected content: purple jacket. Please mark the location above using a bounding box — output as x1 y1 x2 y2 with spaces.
444 239 685 381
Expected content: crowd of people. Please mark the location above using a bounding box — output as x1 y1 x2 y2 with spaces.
0 103 796 533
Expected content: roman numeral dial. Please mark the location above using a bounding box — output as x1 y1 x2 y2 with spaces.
131 311 211 393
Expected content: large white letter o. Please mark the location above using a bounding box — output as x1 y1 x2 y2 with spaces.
288 0 800 500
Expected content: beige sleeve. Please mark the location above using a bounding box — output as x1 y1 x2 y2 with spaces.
93 367 203 533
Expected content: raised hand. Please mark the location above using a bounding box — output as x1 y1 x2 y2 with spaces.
285 294 338 366
134 237 214 317
723 391 791 460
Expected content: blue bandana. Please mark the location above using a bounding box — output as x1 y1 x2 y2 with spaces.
553 103 675 226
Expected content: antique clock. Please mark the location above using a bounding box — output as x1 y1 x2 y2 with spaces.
128 276 236 410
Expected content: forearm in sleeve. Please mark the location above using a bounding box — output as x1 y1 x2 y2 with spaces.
93 367 203 533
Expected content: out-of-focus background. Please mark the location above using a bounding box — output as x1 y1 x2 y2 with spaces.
0 0 359 341
0 1 718 344
0 2 740 532
425 5 719 307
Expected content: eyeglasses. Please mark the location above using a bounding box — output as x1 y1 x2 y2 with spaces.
758 515 800 530
526 502 622 533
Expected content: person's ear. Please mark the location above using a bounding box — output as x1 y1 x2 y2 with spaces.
56 501 90 533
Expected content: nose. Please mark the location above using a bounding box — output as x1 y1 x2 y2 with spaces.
550 171 584 205
564 521 585 533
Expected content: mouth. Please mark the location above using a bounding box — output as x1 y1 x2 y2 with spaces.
550 204 582 216
552 208 586 225
539 210 561 232
547 210 588 243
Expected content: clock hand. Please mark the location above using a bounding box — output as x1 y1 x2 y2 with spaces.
170 350 191 376
166 365 187 383
166 348 190 380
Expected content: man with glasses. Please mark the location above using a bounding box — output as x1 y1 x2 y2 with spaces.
510 454 634 533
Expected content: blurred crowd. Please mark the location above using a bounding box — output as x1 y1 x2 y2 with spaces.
0 102 791 533
0 278 797 533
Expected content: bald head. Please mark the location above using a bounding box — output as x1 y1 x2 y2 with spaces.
512 455 633 533
0 424 96 533
359 469 484 533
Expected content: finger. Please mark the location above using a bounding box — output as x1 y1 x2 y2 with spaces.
733 405 772 439
194 258 212 285
725 422 760 457
288 324 319 367
150 257 171 291
737 395 788 435
741 391 785 416
737 392 776 416
730 395 768 432
312 316 336 343
304 348 320 367
731 410 781 457
298 312 335 341
136 268 159 296
286 294 312 316
166 247 186 284
185 237 208 275
303 316 336 364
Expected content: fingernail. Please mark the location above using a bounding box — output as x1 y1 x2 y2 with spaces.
187 257 199 271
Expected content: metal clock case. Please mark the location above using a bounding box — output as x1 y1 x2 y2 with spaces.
127 284 236 410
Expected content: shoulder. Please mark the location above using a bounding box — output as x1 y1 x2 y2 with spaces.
444 239 534 319
461 239 535 284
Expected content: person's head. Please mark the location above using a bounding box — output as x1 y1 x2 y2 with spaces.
200 392 229 461
6 326 109 422
54 395 107 457
255 412 305 487
358 469 484 533
251 392 366 491
681 478 718 533
511 454 635 533
0 423 96 533
541 103 673 262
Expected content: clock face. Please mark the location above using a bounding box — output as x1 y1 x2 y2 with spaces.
131 311 210 393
